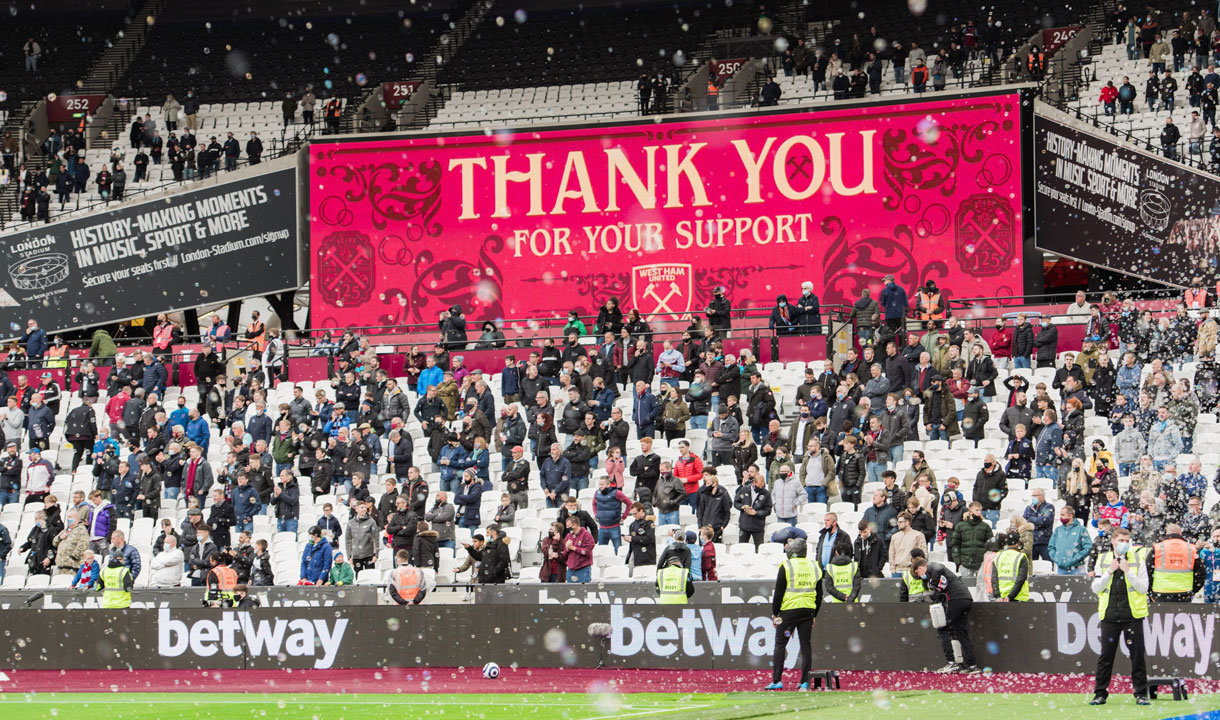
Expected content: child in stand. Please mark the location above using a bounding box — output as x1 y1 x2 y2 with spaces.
72 549 101 589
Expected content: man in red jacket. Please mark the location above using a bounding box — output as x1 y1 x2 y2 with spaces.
673 440 704 513
563 515 595 583
990 318 1014 369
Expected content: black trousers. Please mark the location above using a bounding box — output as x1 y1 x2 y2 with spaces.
352 556 374 573
70 442 93 472
772 613 814 684
739 529 764 548
1094 619 1148 698
936 597 976 665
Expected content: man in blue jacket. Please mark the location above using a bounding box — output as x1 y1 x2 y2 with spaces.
631 381 660 439
539 443 571 508
299 526 333 585
231 473 262 534
1022 488 1056 561
878 274 909 333
140 353 168 398
20 319 47 363
438 433 470 494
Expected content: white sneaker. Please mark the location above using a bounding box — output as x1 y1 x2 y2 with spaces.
933 663 959 674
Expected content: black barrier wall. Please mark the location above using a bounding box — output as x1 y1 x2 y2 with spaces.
0 604 1214 677
0 166 299 333
465 576 1095 605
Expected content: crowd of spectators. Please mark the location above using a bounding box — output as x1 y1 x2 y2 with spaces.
0 273 1216 604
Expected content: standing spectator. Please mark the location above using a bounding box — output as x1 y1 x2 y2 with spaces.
696 469 732 542
246 132 263 165
888 512 927 577
23 38 40 72
879 275 908 333
1049 505 1092 574
853 519 886 577
300 88 317 127
562 515 595 583
626 503 655 569
1162 116 1182 160
1100 81 1119 115
223 132 240 171
182 91 201 132
973 454 1007 526
950 502 993 572
733 471 773 547
281 92 298 125
162 94 180 131
591 477 631 551
1023 488 1055 561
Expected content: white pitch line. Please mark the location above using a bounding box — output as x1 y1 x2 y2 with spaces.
583 703 710 720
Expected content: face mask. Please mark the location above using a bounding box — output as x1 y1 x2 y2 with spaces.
1113 541 1130 555
779 302 787 307
1060 517 1071 525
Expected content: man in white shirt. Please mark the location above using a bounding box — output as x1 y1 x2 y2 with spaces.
1065 291 1091 323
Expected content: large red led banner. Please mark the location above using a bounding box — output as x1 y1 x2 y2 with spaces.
308 92 1023 331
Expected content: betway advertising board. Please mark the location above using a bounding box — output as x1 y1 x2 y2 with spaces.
0 603 1214 676
0 166 299 334
308 91 1025 332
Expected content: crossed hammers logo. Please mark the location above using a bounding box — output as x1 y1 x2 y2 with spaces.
644 281 683 314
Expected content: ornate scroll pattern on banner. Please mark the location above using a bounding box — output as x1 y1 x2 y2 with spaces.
324 159 443 236
821 217 920 308
410 234 505 323
879 113 1010 211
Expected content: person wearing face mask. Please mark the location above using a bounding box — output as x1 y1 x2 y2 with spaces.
1090 527 1151 706
1048 505 1092 575
768 295 798 335
562 310 587 337
787 404 818 464
991 531 1030 602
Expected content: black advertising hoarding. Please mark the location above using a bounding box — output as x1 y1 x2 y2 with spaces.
0 603 1214 677
1033 106 1214 287
0 166 299 334
466 575 1093 605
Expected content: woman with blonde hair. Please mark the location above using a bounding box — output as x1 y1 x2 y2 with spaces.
1061 457 1092 527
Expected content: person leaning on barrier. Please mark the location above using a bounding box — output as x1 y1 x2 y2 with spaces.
97 552 133 609
898 547 930 602
656 554 693 604
911 556 979 674
204 552 238 607
764 537 823 691
823 536 861 603
389 549 427 605
992 531 1031 602
1147 523 1205 602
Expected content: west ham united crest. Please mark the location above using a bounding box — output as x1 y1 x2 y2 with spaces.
632 263 692 321
318 231 375 307
955 194 1015 277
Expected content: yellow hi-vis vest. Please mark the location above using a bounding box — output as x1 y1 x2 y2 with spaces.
780 557 821 611
100 564 131 608
1097 550 1150 620
657 565 689 604
995 548 1030 601
825 560 858 603
1152 538 1198 594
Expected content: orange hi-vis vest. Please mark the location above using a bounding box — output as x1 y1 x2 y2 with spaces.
707 79 720 96
153 322 175 350
1152 537 1197 594
393 565 421 602
212 565 238 590
918 291 944 320
247 322 266 352
1186 287 1208 308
